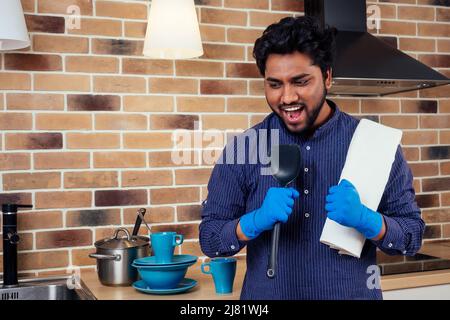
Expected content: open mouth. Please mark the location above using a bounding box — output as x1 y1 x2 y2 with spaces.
280 105 305 124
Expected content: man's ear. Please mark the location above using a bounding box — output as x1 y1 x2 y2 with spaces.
325 68 333 90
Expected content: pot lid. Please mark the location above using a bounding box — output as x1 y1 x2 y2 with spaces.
95 227 149 250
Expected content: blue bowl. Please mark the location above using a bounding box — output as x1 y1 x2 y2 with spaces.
132 261 196 289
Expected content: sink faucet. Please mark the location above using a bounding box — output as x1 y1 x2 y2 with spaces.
2 204 32 288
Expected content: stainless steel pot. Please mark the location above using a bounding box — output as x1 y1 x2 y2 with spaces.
89 227 150 286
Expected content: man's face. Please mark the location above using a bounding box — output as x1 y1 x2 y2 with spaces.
264 51 332 134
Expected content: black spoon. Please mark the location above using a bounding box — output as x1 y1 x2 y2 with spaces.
267 144 302 279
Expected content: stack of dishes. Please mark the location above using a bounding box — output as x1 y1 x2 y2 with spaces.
132 254 198 295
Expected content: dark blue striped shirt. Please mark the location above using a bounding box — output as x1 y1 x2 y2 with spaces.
199 100 425 300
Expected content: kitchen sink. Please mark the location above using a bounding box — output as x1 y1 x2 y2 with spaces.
0 275 96 300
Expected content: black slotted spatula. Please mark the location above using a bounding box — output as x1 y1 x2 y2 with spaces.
267 144 301 278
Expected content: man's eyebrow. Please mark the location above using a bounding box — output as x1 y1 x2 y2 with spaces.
265 73 310 82
291 73 310 80
265 77 281 82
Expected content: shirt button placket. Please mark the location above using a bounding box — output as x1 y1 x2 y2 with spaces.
303 144 311 220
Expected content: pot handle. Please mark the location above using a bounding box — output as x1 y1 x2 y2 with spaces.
113 227 131 241
89 253 121 261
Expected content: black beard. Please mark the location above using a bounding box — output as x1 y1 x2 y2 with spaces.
296 84 328 136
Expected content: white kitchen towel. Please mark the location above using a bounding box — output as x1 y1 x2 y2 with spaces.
319 119 403 258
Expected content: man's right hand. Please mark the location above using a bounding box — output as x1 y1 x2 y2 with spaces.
239 187 299 240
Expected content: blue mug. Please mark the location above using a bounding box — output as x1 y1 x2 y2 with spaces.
201 257 237 294
150 232 184 263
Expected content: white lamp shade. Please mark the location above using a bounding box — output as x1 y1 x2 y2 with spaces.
143 0 203 59
0 0 30 50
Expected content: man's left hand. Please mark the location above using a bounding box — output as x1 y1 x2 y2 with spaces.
325 179 383 239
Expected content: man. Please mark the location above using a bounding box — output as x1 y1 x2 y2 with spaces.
199 16 425 299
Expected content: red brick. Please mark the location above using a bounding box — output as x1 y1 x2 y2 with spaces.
420 115 450 129
409 162 439 177
201 80 247 95
66 56 119 73
34 152 90 169
35 191 92 209
224 0 268 9
0 113 32 130
150 187 200 204
6 93 64 111
123 206 174 225
18 251 69 271
6 133 62 150
94 152 146 168
228 97 268 113
64 171 118 189
95 1 147 19
3 172 60 191
33 35 89 53
5 53 62 71
123 95 174 112
17 210 63 231
226 63 260 78
175 168 212 185
0 73 31 90
36 229 92 249
123 133 173 149
175 60 223 77
0 153 30 171
177 97 225 113
202 44 246 61
95 189 148 207
38 0 93 15
67 133 120 149
95 114 147 130
68 18 122 37
68 94 120 111
380 115 418 129
35 113 92 130
401 131 438 145
150 115 199 130
66 209 120 227
201 8 247 26
123 58 173 76
121 170 173 187
149 78 198 94
25 14 65 33
200 25 225 42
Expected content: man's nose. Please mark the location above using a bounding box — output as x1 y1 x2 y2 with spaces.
281 85 298 105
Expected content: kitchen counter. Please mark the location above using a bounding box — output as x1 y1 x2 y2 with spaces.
81 259 450 300
80 260 245 300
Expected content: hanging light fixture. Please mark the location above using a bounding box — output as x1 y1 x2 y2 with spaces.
143 0 203 59
0 0 30 51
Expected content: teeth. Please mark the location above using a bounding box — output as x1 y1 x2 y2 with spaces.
283 106 302 112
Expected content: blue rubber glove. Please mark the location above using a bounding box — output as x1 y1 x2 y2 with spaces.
240 187 300 240
325 179 383 239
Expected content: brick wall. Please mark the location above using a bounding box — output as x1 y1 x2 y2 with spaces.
0 0 448 277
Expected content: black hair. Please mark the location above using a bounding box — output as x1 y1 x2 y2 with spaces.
253 16 336 79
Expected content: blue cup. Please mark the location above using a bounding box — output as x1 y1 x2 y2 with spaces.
201 257 237 294
150 232 184 263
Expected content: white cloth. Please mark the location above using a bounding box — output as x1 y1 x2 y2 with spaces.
319 119 403 258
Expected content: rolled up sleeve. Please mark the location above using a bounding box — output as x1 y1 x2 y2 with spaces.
371 145 425 256
199 140 248 258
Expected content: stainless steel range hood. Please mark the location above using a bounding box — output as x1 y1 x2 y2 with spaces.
305 0 450 96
